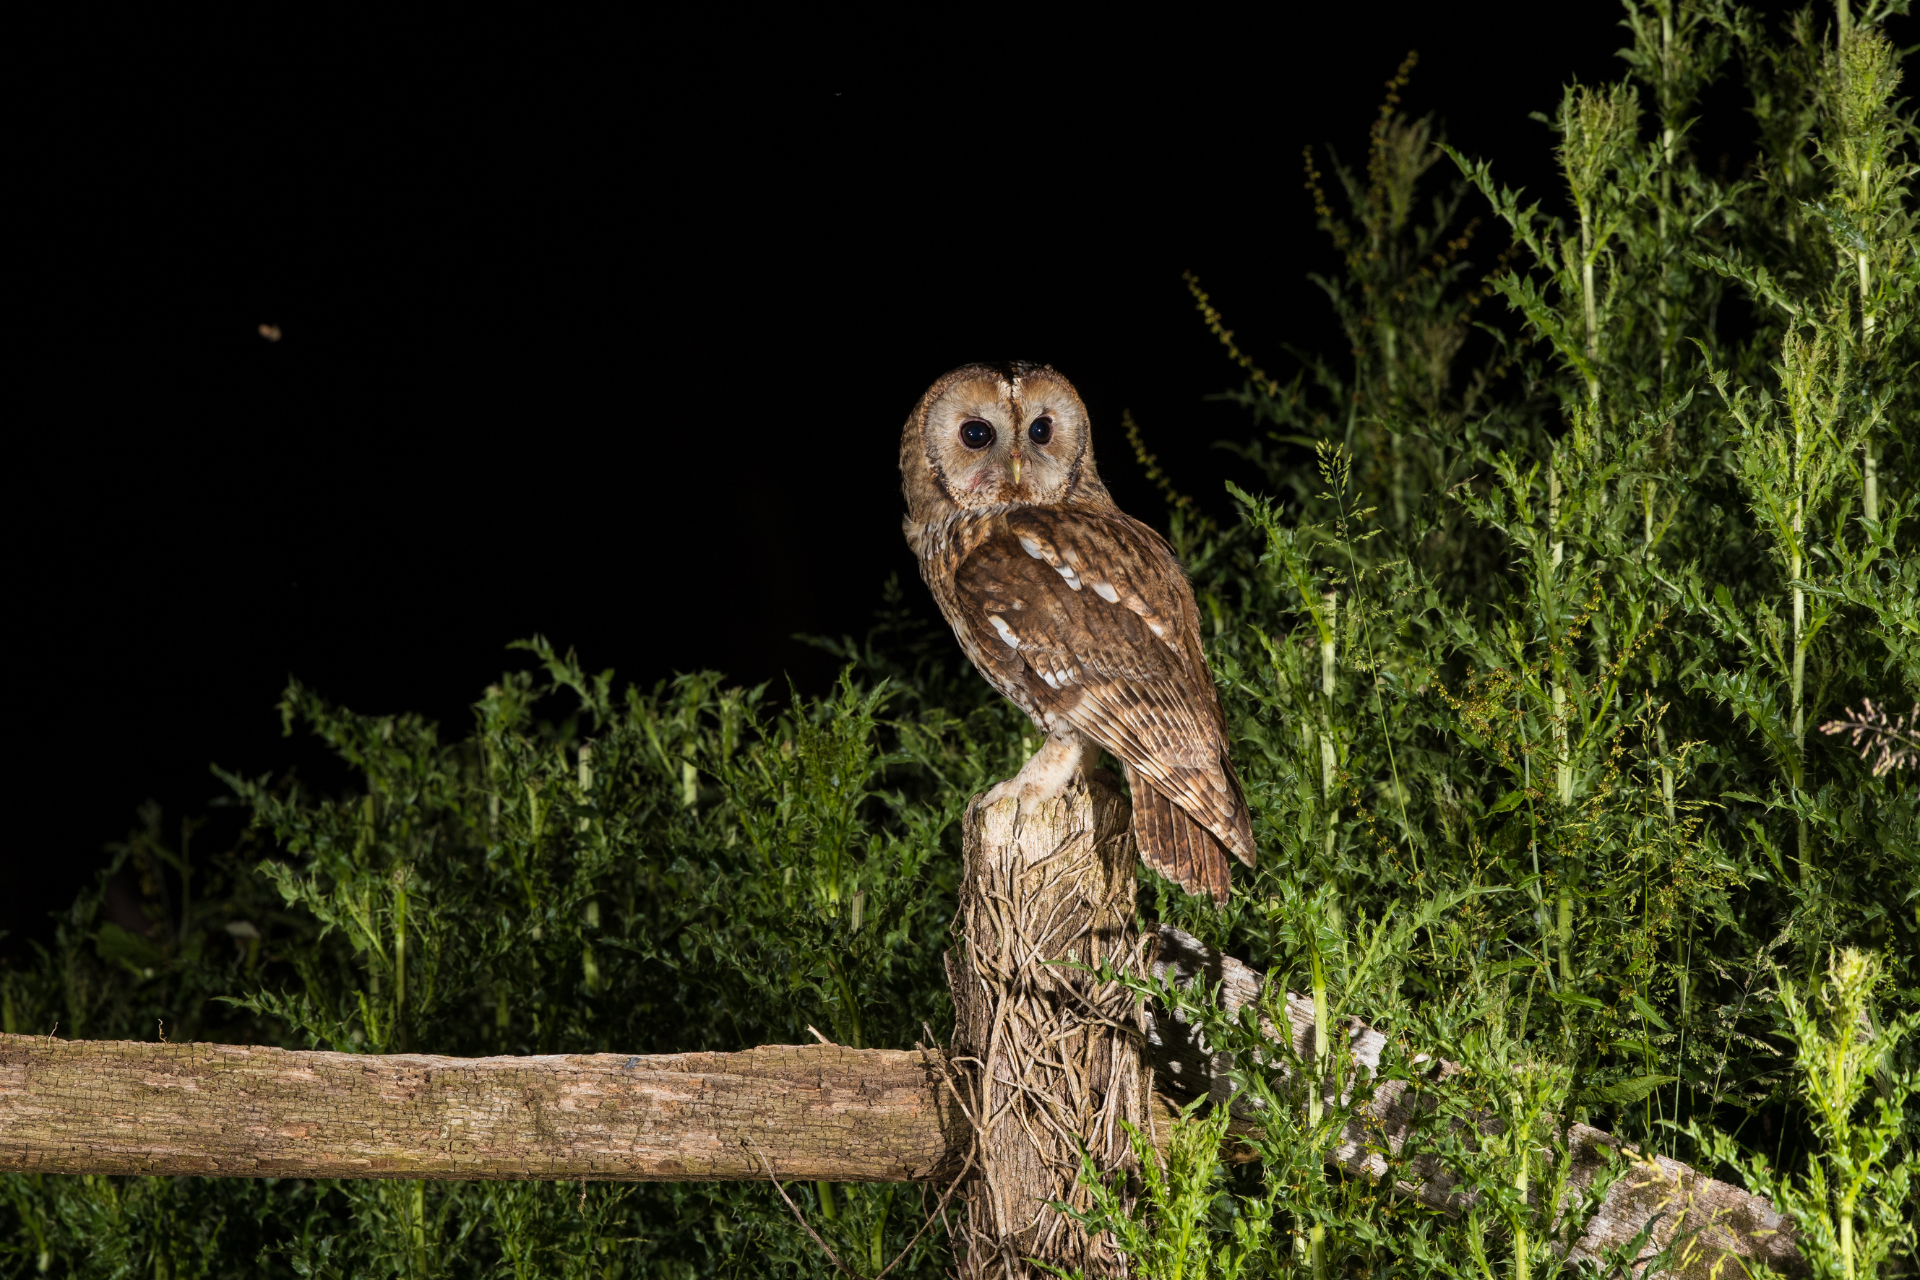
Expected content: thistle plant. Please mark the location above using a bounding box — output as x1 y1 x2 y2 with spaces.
1054 1103 1280 1280
1687 948 1917 1279
1094 1 1914 1273
1687 0 1918 926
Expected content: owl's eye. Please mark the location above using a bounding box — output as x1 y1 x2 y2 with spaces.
1028 417 1053 445
960 420 995 450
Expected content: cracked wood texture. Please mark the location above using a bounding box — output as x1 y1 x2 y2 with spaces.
1145 925 1803 1278
946 773 1152 1280
0 1037 965 1183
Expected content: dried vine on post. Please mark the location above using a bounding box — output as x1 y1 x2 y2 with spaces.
944 771 1154 1279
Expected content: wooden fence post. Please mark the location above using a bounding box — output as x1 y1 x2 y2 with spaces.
944 770 1152 1279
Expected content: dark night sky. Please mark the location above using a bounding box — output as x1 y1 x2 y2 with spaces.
9 5 1817 956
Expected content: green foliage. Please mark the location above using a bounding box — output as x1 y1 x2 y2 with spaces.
0 603 1016 1278
3 2 1918 1275
1686 948 1917 1279
1094 0 1918 1273
1052 1102 1279 1280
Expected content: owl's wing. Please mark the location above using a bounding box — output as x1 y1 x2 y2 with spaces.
951 507 1256 897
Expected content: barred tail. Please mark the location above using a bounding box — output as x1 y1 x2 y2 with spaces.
1131 782 1232 904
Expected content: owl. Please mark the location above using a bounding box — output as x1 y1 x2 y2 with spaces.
900 362 1256 903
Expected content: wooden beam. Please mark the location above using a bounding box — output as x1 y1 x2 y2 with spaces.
0 1036 964 1184
0 934 1805 1278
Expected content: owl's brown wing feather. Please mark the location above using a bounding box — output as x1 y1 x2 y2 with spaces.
949 507 1256 900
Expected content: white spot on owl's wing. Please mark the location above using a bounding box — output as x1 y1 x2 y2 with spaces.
1018 536 1045 559
1147 619 1168 639
1091 581 1119 603
1055 564 1082 590
988 615 1020 648
1038 669 1061 690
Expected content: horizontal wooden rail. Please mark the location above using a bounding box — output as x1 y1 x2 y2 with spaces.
0 928 1800 1277
0 1037 965 1183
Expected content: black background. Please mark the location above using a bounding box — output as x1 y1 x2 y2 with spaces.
9 6 1820 958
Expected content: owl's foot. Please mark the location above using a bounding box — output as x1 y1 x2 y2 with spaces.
978 728 1100 817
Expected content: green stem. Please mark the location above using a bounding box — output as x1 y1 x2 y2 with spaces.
1582 219 1599 405
870 1186 891 1272
1514 1123 1530 1280
1321 591 1338 863
1657 720 1675 825
1657 3 1676 388
1557 893 1573 984
1548 458 1570 805
393 873 408 1050
411 1181 427 1279
1793 538 1808 889
1841 1192 1855 1280
1864 443 1878 524
1548 453 1563 568
826 958 864 1050
1553 682 1571 805
1310 943 1330 1130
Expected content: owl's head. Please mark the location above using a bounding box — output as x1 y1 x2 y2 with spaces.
900 362 1112 520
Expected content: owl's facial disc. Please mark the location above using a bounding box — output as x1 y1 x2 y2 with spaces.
924 372 1088 510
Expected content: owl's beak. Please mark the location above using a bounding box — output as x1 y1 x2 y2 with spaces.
1008 451 1022 486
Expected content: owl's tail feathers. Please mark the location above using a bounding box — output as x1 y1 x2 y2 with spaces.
1132 784 1233 905
1221 758 1258 868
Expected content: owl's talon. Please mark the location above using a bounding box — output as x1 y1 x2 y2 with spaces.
976 777 1049 826
978 727 1098 821
985 772 1022 800
979 776 1025 810
973 778 1046 833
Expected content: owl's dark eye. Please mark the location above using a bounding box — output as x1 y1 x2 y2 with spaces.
1028 417 1053 445
960 420 995 450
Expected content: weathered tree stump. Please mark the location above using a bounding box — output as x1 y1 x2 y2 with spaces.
945 771 1152 1279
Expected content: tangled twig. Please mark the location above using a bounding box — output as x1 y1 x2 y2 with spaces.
948 777 1150 1277
1820 697 1919 777
744 1137 854 1277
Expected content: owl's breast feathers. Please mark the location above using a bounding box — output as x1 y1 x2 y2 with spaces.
906 505 1257 889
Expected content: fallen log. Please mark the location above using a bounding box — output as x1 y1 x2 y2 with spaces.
1145 924 1803 1277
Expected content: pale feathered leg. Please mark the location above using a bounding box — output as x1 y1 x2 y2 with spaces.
979 725 1100 814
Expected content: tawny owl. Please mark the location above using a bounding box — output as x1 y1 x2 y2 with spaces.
900 361 1256 903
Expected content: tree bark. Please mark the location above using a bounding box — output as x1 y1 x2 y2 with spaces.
945 772 1152 1279
0 1037 963 1183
